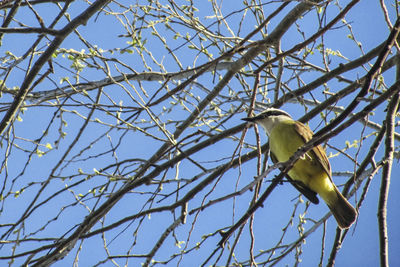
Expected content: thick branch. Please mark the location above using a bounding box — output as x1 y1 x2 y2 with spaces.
0 27 59 35
378 78 400 267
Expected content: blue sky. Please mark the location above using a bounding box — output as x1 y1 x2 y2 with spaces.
0 0 399 266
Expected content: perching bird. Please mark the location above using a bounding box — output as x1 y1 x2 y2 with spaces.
242 108 357 229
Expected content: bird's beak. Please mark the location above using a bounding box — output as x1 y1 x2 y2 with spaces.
241 117 257 123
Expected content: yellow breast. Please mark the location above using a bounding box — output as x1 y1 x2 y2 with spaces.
269 120 334 196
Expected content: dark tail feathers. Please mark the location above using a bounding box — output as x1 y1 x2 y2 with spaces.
327 188 357 229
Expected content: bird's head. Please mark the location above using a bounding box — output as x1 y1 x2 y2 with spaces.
242 108 292 135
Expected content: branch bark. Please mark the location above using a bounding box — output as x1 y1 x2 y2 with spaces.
378 67 400 267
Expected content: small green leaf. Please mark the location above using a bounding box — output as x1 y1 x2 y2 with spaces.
36 149 44 157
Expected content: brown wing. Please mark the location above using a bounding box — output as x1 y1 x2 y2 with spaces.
293 121 332 178
270 150 319 204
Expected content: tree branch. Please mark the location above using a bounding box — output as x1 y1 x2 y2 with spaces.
378 69 400 267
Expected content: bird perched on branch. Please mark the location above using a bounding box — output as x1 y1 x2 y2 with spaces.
242 108 357 229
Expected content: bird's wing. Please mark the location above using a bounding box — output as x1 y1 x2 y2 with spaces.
294 121 332 178
270 150 319 204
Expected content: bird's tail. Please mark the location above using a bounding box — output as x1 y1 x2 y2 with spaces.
325 187 357 229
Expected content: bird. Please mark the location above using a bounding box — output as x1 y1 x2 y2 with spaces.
242 108 357 229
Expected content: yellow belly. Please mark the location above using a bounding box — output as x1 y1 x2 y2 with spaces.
269 121 334 197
